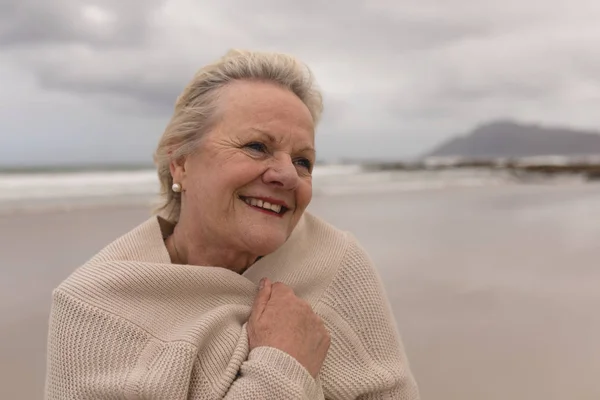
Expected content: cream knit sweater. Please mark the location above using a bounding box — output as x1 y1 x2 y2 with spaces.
44 212 419 399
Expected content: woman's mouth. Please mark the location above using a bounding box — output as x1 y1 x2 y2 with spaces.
239 196 289 216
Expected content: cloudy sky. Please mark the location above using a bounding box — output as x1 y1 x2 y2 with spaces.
1 0 599 166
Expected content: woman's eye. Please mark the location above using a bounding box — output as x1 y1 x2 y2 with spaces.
295 158 313 170
245 142 267 152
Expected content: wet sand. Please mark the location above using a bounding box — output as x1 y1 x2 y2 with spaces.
2 183 600 399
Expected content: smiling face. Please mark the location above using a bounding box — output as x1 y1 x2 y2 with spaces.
171 80 315 262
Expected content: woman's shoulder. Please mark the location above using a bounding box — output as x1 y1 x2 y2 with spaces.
297 211 348 241
243 212 371 301
290 212 378 285
303 215 420 399
299 212 372 267
54 216 174 300
299 214 396 326
89 216 172 265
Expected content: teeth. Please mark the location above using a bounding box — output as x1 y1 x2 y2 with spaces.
243 197 284 214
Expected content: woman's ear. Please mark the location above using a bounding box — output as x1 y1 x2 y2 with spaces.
169 155 186 189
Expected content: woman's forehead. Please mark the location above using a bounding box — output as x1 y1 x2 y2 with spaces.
217 81 314 124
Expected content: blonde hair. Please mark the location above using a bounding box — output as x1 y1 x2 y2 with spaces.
153 49 324 223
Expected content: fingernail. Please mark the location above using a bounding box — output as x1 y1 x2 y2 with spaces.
259 278 265 289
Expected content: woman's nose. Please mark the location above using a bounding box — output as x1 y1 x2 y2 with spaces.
262 155 299 190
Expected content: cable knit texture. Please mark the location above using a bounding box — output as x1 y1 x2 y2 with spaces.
44 212 420 399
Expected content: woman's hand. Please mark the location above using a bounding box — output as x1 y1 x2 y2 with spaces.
247 278 331 379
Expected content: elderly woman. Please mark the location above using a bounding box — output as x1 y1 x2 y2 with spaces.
44 49 420 400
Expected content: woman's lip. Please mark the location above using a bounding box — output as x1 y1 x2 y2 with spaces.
239 195 291 209
239 196 288 217
244 202 285 218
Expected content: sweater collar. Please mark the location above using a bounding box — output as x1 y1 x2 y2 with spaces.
119 213 308 280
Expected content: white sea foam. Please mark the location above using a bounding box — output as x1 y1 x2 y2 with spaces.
0 170 159 201
0 164 583 214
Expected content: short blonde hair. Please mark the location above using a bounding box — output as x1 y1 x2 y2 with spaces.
153 49 324 223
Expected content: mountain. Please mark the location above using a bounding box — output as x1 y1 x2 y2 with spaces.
426 120 600 158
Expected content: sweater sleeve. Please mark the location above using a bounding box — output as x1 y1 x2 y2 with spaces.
224 346 324 399
45 291 324 400
44 290 197 400
317 235 421 400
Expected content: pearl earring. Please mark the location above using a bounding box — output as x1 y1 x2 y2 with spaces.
172 183 182 193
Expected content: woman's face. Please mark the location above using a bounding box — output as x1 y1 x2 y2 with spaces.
172 80 315 258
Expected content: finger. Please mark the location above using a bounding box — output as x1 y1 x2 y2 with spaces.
250 278 272 320
271 281 294 297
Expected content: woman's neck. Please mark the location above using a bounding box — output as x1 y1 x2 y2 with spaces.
164 225 258 274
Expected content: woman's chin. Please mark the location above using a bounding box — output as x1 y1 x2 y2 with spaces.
243 231 289 257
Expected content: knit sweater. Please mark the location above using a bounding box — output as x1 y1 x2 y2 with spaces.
44 212 420 399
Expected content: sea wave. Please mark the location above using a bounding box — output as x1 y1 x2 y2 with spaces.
0 164 580 214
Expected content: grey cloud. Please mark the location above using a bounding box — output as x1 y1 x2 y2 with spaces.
219 0 492 56
2 0 600 166
0 0 496 116
0 0 164 48
38 64 183 112
379 24 600 120
29 50 207 116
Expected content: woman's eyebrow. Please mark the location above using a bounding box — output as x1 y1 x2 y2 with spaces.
249 128 278 144
249 128 315 155
299 146 316 156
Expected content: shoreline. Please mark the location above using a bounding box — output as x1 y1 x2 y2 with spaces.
2 173 596 217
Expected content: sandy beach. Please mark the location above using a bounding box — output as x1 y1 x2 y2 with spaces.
2 182 600 399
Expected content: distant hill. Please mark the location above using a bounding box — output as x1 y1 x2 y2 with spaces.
426 120 600 159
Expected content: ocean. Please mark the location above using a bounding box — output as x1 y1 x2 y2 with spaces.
1 164 577 214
